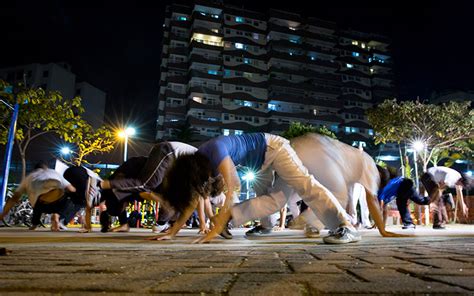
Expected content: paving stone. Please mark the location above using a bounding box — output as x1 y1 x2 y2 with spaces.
286 260 342 273
151 273 234 293
355 256 411 265
408 258 474 269
308 280 469 294
398 266 474 276
427 275 474 290
229 281 307 296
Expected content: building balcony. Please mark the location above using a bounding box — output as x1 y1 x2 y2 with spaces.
222 91 267 102
188 86 221 96
189 69 222 80
192 12 222 24
190 40 223 51
223 77 267 89
189 54 222 65
224 63 267 75
191 26 223 37
188 100 223 111
170 20 192 29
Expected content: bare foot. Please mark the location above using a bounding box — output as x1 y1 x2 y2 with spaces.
110 224 130 232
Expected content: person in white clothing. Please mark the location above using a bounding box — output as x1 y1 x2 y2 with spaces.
0 162 76 231
420 166 471 229
243 133 398 238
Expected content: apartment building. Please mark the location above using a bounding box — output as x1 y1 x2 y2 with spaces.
156 0 396 148
0 62 106 129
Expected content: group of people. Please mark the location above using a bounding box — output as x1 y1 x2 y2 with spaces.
1 132 471 244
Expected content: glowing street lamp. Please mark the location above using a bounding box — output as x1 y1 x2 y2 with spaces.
242 171 256 200
411 139 427 225
118 127 136 162
60 146 72 155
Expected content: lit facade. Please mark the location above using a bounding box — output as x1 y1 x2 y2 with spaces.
156 0 396 147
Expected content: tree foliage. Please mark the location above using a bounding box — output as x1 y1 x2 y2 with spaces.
62 119 116 165
281 122 337 140
367 99 474 171
0 81 83 178
170 123 198 142
1 80 117 176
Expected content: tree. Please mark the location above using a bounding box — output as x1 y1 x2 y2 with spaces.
170 123 198 142
281 122 337 140
367 99 474 172
61 119 116 165
0 81 83 178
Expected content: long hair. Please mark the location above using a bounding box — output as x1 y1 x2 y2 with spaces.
161 153 214 213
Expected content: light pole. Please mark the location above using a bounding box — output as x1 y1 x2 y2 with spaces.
118 127 135 162
412 140 426 224
242 171 255 200
0 86 19 213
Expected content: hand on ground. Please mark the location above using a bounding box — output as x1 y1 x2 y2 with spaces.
146 234 173 241
193 231 218 244
382 231 412 238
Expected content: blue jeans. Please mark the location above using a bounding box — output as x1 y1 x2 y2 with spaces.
396 179 430 225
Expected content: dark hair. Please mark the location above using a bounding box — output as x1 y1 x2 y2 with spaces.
34 161 49 170
377 165 399 190
161 153 214 213
460 173 473 189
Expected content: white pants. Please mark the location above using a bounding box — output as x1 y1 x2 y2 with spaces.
348 183 371 227
232 134 349 230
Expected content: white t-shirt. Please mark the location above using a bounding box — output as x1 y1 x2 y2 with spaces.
427 166 462 188
169 142 197 157
16 168 71 207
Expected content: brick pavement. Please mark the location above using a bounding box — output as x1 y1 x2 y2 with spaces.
0 225 473 295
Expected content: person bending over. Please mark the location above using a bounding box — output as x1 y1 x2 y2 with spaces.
152 133 360 244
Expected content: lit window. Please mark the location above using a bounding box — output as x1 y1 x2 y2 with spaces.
207 70 218 75
310 56 316 60
170 119 179 122
178 16 187 21
289 52 293 56
361 43 366 49
268 103 277 111
211 28 219 33
289 27 296 31
289 39 298 44
243 58 250 64
346 63 353 68
351 40 358 46
331 125 338 131
235 130 243 135
235 16 244 23
352 52 359 57
370 68 374 74
235 43 244 49
313 109 317 115
223 129 230 136
200 12 206 16
368 129 374 136
243 101 252 107
252 33 259 40
345 127 351 133
192 96 203 103
211 14 219 19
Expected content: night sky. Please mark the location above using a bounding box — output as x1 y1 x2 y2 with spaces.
2 0 473 140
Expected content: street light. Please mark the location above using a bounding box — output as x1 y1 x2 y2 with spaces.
0 86 19 214
242 171 255 200
411 139 427 225
117 127 136 162
60 146 72 155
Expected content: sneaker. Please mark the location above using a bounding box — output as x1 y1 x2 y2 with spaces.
402 223 416 229
152 223 170 233
433 224 446 230
245 225 272 237
219 225 233 239
323 226 361 244
304 225 320 238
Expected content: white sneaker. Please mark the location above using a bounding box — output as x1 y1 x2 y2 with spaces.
304 225 320 238
323 226 361 244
